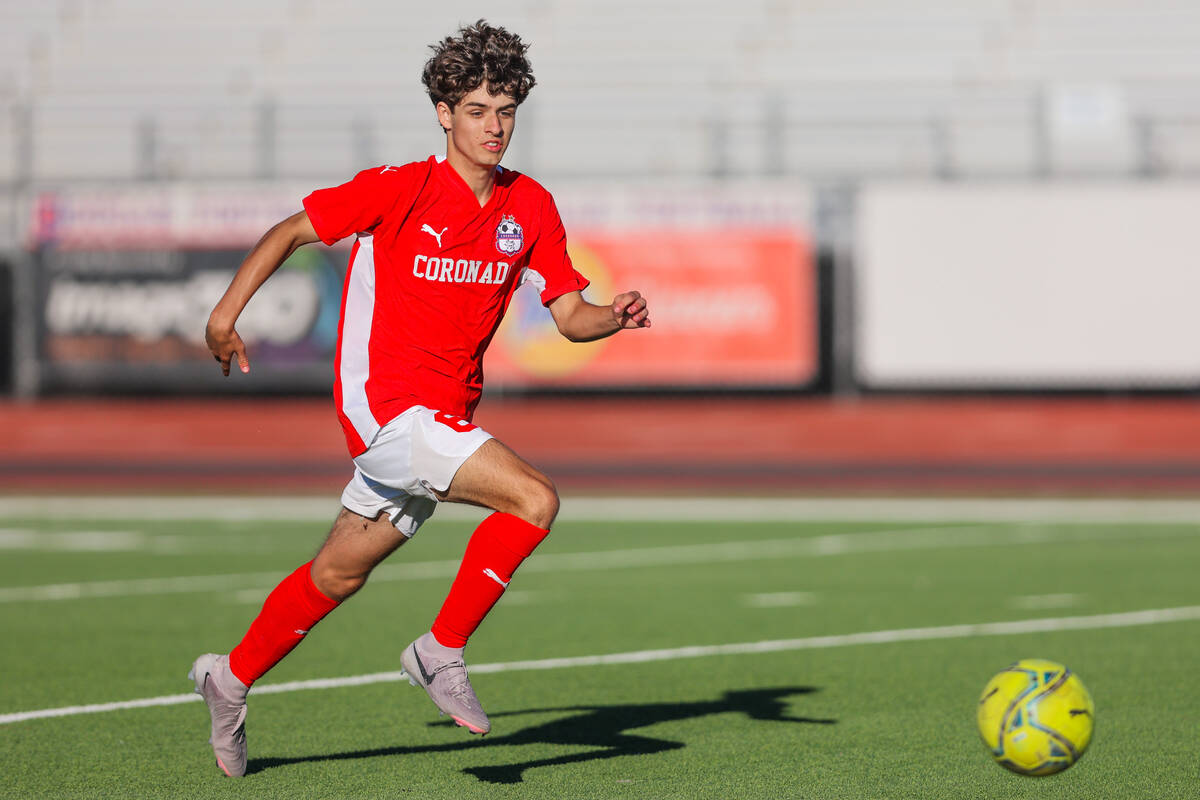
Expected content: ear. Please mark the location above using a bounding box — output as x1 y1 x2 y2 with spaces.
436 101 454 132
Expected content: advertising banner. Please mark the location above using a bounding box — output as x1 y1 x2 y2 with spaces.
31 181 818 392
36 246 346 391
29 185 312 249
858 183 1200 388
487 230 815 387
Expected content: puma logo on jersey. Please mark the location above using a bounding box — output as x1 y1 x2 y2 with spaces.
413 254 511 285
379 165 399 174
421 224 448 247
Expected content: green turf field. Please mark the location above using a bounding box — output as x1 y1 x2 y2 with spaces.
2 497 1198 799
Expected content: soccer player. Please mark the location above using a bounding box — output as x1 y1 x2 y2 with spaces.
189 21 650 778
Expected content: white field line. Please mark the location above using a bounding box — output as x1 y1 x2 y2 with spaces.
4 521 1200 604
0 530 147 552
744 592 818 608
4 604 1199 726
5 495 1200 524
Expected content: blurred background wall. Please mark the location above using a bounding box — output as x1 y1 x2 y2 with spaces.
2 0 1199 492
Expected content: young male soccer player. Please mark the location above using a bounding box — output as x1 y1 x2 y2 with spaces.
189 21 650 777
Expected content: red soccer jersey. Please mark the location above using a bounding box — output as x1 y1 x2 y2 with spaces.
302 156 589 457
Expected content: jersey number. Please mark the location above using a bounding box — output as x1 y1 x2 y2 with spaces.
433 412 478 433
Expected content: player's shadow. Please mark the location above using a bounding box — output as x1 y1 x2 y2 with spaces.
247 686 835 784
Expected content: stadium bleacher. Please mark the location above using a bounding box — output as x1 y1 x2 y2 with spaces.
1 0 1199 183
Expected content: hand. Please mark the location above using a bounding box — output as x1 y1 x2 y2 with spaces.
205 314 250 376
612 290 651 330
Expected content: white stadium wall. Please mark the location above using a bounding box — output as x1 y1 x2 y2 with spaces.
856 183 1200 389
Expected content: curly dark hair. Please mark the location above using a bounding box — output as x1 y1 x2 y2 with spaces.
422 20 536 114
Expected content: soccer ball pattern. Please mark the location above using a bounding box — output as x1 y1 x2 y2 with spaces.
494 215 523 254
976 659 1095 776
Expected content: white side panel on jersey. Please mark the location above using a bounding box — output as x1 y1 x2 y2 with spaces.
519 266 547 294
339 234 380 446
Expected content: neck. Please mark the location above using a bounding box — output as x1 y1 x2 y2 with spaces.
445 148 497 206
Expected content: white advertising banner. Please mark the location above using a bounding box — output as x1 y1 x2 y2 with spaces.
857 183 1200 387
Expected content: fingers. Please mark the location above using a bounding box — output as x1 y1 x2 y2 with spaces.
235 344 251 374
226 333 251 375
207 330 250 377
215 349 250 376
613 291 651 329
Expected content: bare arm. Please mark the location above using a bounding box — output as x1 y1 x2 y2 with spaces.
205 210 321 375
547 290 651 343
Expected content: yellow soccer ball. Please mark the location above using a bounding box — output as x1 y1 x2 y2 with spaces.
976 659 1095 776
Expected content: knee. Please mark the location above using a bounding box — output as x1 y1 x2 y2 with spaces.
310 562 366 602
516 474 559 530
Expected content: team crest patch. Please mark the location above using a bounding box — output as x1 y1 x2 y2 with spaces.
495 215 524 255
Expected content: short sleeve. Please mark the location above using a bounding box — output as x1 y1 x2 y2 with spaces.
523 192 590 306
302 164 418 246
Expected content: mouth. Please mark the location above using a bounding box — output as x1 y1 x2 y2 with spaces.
482 141 503 153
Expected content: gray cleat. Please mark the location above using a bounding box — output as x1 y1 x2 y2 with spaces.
400 637 491 735
188 653 249 777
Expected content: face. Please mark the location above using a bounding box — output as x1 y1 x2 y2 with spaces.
437 84 517 170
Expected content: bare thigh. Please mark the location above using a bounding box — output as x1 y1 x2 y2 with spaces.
434 438 560 529
310 508 410 601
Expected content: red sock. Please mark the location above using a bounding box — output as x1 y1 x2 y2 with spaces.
430 512 550 648
228 561 339 686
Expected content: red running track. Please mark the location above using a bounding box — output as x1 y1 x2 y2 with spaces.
4 396 1200 493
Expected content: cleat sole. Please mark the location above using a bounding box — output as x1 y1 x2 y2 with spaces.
453 716 488 735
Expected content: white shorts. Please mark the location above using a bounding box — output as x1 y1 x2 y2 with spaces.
340 405 493 537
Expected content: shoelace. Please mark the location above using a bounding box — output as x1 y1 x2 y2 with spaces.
429 660 477 703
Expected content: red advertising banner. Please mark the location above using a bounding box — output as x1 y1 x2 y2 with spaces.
29 183 818 391
485 229 816 387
